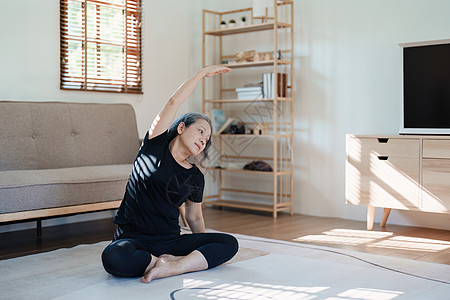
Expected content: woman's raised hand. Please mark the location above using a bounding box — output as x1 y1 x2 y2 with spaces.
147 65 230 139
201 65 231 77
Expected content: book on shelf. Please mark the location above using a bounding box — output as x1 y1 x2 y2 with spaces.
237 93 263 100
236 87 262 93
236 86 263 100
262 73 287 98
279 73 287 97
263 73 270 99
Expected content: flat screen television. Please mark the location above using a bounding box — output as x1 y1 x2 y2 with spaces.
399 39 450 135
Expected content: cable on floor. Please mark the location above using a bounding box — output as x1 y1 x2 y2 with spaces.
238 236 450 285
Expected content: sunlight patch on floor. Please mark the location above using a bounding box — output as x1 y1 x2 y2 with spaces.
335 287 403 300
181 279 329 299
292 229 393 245
368 236 450 252
292 228 450 253
187 282 328 299
180 279 403 299
183 278 215 288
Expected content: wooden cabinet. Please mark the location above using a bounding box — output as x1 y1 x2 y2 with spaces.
346 135 450 230
422 139 450 212
201 1 294 218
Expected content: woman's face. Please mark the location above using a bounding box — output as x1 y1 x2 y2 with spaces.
177 118 211 156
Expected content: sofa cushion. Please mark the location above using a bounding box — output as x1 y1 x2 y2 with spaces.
0 164 132 214
0 102 140 171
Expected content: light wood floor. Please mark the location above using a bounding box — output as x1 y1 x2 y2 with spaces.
202 207 450 265
1 207 450 265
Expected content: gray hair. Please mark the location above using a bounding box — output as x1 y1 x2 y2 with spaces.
167 112 213 164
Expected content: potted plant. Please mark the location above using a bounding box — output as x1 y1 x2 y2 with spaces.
228 19 236 28
240 16 247 27
220 20 227 29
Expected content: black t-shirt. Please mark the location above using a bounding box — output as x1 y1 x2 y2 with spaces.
113 130 204 235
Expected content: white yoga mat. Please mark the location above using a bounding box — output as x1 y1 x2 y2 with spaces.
0 233 449 300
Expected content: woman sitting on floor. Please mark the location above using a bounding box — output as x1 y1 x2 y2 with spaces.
101 65 238 283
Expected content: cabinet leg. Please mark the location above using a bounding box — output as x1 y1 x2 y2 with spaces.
37 219 42 238
367 206 375 231
380 208 391 228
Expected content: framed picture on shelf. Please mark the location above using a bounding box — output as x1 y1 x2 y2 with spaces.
210 109 226 133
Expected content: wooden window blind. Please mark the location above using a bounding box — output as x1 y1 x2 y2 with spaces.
60 0 142 93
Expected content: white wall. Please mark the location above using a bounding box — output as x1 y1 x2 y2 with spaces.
293 0 450 230
1 0 450 232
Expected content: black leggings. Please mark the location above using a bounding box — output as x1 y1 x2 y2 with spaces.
101 231 239 277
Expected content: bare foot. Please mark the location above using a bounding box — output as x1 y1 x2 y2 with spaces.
141 257 177 283
159 254 182 261
143 254 158 275
140 250 208 284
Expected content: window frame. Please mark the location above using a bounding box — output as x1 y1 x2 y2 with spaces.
60 0 143 94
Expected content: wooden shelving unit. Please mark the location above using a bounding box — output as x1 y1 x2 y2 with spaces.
202 1 294 218
223 60 292 68
205 97 292 103
204 22 292 36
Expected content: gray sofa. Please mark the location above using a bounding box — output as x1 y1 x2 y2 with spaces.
0 101 140 233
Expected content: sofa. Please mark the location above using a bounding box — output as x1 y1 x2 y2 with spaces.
0 101 140 235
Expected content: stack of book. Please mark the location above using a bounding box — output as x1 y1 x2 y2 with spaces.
235 87 263 100
263 73 287 98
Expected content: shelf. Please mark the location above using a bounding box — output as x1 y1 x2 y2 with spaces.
206 199 291 213
221 155 292 162
207 168 272 175
221 188 291 198
205 97 292 103
204 22 292 36
213 133 291 138
207 167 292 176
224 60 291 68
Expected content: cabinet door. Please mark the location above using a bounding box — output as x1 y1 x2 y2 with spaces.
346 154 420 209
422 159 450 213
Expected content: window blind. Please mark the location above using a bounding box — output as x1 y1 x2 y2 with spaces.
60 0 142 93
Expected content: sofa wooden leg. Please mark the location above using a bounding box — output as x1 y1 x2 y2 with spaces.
37 219 42 238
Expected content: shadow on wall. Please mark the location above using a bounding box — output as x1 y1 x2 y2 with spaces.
294 28 341 216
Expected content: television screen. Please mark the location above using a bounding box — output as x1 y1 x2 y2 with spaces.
400 40 450 134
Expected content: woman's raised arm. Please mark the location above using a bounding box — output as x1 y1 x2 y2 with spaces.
148 65 231 139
